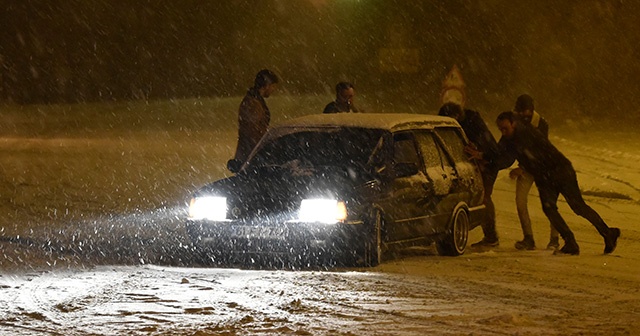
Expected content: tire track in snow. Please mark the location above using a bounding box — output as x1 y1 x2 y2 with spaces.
551 135 640 201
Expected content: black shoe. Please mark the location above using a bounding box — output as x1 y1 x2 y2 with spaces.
604 227 620 254
515 237 536 250
554 242 580 255
471 237 499 248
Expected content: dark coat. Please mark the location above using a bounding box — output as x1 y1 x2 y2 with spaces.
494 122 573 182
536 117 549 139
516 111 549 171
233 88 270 164
323 101 359 114
458 109 500 175
528 110 549 139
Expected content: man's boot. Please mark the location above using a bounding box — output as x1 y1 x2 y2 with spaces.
604 227 621 254
554 239 580 255
471 236 499 248
515 235 536 250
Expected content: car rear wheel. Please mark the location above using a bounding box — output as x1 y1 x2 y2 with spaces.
436 207 469 256
361 210 384 267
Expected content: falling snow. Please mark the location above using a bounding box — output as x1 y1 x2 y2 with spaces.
1 96 640 335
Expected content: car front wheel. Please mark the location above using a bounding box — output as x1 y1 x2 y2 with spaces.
361 210 384 267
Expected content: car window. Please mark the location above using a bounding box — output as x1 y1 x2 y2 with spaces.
414 131 444 170
435 127 472 164
434 127 481 192
414 131 455 195
249 128 384 169
392 132 421 166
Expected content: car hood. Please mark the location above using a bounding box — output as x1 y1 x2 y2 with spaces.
195 165 371 221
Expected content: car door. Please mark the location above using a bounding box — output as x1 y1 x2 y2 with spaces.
381 131 432 243
434 127 484 206
413 130 459 234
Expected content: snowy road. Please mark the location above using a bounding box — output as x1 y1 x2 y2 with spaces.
0 265 497 335
2 239 639 336
1 110 640 335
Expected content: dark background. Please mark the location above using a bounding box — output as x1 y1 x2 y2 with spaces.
1 0 639 120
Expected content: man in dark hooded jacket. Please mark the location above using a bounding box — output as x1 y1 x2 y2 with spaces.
439 102 501 247
474 111 620 255
227 69 279 172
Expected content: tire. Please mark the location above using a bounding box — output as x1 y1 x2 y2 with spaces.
436 207 469 256
361 210 384 267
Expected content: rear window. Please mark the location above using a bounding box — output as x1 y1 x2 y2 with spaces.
248 128 384 169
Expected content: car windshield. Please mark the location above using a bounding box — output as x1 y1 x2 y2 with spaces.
248 128 384 170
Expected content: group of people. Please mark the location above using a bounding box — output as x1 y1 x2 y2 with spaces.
439 95 620 255
228 69 620 256
226 69 359 173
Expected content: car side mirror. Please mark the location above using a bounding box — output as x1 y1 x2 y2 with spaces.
393 162 419 178
227 159 242 173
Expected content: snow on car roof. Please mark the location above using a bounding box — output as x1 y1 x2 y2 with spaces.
275 112 460 132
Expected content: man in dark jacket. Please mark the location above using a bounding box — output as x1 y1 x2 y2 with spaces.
486 111 620 255
439 102 501 247
323 82 360 113
228 69 279 173
509 94 559 251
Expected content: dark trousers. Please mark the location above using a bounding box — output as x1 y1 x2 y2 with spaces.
480 170 498 241
535 166 610 243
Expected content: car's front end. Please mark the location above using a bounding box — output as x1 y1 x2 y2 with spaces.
185 125 387 266
185 167 377 265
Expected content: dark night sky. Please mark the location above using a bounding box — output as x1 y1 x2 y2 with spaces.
1 0 639 120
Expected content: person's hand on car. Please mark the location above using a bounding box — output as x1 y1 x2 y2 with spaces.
464 144 483 161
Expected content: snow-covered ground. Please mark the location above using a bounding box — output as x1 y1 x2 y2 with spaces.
1 97 639 335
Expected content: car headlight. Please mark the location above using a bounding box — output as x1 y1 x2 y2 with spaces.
188 196 227 220
298 199 347 224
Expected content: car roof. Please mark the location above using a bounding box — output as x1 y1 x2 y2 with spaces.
274 113 460 132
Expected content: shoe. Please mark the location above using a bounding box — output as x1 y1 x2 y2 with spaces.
515 236 536 250
554 241 580 255
546 237 560 250
604 227 621 254
471 237 499 248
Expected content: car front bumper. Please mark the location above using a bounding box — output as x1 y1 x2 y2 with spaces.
185 219 366 258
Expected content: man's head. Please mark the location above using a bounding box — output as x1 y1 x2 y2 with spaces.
438 102 463 121
514 94 534 122
335 82 355 106
496 111 517 139
254 69 279 98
